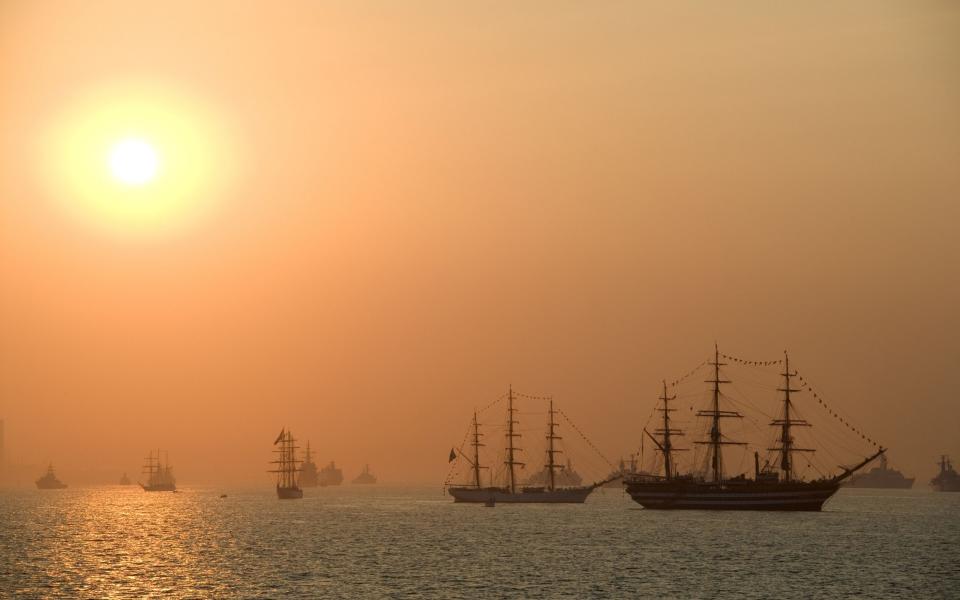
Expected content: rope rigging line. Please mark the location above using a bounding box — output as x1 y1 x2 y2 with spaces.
442 418 476 492
668 360 709 387
558 409 615 469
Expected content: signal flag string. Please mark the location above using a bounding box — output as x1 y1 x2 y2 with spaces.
795 370 881 449
558 409 615 469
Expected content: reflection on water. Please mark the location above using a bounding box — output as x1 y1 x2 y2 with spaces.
0 486 957 598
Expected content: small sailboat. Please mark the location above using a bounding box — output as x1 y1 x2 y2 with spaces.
270 428 303 499
140 450 176 492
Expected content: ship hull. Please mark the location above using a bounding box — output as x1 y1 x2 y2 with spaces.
36 482 67 490
624 479 840 511
448 486 594 503
932 480 960 492
140 483 176 492
277 485 303 499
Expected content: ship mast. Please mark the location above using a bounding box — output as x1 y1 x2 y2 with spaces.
471 410 484 487
655 380 685 480
545 398 562 491
695 345 744 484
504 385 524 493
769 351 812 482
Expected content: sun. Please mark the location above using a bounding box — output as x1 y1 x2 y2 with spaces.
108 138 159 186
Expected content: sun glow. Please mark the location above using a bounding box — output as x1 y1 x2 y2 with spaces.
41 83 237 237
108 138 159 186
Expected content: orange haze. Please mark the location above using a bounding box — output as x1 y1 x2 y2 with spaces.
1 1 958 485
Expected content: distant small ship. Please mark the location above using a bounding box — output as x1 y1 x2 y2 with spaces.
352 464 377 485
447 388 616 503
270 428 303 499
319 461 344 487
140 450 176 492
119 472 131 486
35 464 67 490
844 454 914 489
930 455 960 492
299 441 319 487
603 457 637 488
525 457 583 487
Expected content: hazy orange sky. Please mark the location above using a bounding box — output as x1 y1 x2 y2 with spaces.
1 1 958 485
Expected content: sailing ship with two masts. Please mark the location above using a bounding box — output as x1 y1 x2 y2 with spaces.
447 386 615 503
140 450 176 492
270 428 303 499
624 346 884 511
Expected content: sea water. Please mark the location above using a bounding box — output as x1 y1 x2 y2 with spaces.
1 485 957 598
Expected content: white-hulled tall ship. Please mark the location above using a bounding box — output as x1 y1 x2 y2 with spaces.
625 346 884 511
447 387 617 503
270 428 303 499
140 451 176 492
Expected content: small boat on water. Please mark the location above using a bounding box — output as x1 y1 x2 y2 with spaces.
35 464 67 489
447 387 617 503
352 464 377 485
624 346 884 511
140 450 176 492
270 428 303 499
844 454 914 489
931 455 960 492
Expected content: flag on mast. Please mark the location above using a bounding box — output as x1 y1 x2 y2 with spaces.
274 428 285 445
448 448 457 462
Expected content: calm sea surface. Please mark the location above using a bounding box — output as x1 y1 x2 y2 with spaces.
0 485 957 599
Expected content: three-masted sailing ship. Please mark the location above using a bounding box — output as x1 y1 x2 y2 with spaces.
270 428 303 499
447 387 615 503
140 450 176 492
625 346 884 511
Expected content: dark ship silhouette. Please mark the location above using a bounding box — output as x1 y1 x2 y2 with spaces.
845 454 913 489
352 464 377 484
319 461 344 486
299 441 319 487
270 428 303 499
140 451 176 492
625 347 883 511
35 464 67 489
931 455 960 492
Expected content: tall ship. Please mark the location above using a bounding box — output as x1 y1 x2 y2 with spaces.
930 455 960 492
352 464 377 485
625 347 884 511
270 428 303 499
447 387 616 503
140 450 176 492
119 473 131 486
319 461 343 487
845 454 914 489
35 464 67 489
299 441 319 487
